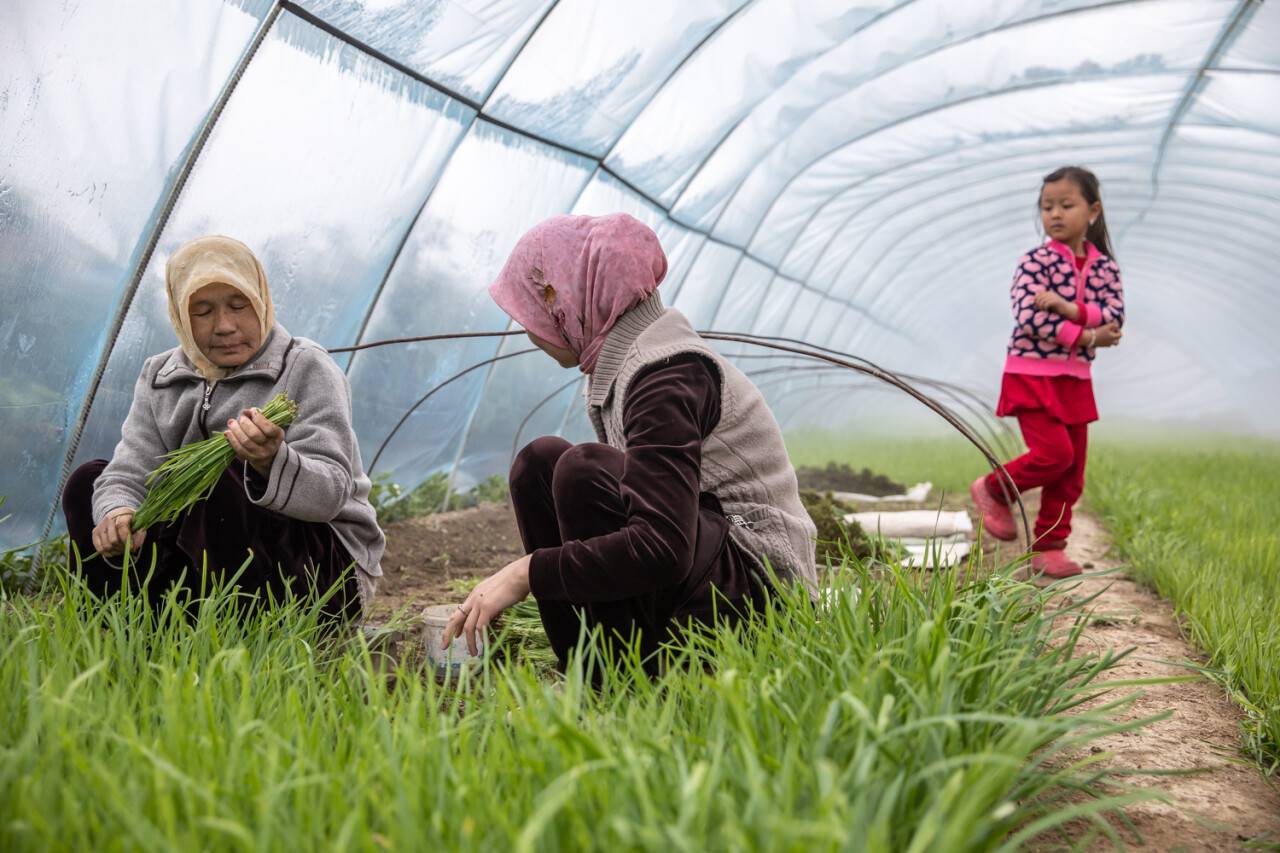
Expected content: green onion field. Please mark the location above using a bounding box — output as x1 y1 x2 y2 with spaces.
2 433 1277 849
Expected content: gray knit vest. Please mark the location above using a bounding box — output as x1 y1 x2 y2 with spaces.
586 293 818 593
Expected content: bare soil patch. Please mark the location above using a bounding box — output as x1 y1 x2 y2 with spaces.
368 501 521 624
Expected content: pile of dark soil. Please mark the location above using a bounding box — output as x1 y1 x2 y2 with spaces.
799 490 873 564
795 462 905 496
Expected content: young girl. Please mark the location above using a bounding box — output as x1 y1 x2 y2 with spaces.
442 213 817 676
970 166 1125 578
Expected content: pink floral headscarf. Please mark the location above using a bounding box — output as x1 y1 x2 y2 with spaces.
488 213 668 374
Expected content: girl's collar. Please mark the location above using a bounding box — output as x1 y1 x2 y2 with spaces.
1046 238 1101 263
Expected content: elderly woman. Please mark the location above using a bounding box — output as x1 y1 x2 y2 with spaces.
443 213 817 674
61 235 382 619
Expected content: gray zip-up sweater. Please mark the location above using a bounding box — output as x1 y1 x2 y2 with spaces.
92 324 384 591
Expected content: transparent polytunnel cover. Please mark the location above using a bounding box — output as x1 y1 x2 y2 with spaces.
2 0 1278 547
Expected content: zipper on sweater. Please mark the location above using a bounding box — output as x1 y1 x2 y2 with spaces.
1071 255 1094 358
198 380 217 439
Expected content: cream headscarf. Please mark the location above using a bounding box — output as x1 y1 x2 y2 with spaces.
165 235 275 381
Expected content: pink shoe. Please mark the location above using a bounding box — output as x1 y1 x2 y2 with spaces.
970 476 1017 541
1031 549 1082 579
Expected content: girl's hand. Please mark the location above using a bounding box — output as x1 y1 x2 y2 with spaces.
1032 291 1077 319
442 554 533 656
92 508 146 557
225 408 284 477
1092 322 1123 348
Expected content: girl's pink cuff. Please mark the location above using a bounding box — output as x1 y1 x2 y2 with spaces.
1056 320 1084 347
1082 303 1103 327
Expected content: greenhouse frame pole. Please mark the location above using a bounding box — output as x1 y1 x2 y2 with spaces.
40 2 286 544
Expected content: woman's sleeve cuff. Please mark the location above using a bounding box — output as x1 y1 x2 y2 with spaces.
528 547 567 601
1082 303 1103 327
243 443 296 511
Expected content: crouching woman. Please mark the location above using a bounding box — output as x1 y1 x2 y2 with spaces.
443 214 817 675
62 235 383 620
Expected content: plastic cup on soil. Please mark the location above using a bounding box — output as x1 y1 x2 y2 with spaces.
421 604 484 676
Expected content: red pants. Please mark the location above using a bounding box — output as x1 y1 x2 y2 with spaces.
985 410 1088 550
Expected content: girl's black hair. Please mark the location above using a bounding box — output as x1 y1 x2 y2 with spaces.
1040 165 1117 261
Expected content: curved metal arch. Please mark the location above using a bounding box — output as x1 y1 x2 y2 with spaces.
509 376 582 466
832 176 1150 310
593 0 762 158
1141 1 1262 207
786 150 1157 346
479 0 564 105
748 364 1015 460
703 335 1030 529
1173 120 1280 145
41 1 286 543
702 245 903 344
822 166 1280 311
835 179 1280 320
661 233 739 307
862 211 1279 349
439 162 607 504
698 6 1200 249
1120 196 1280 251
786 120 1280 288
758 376 1010 461
369 347 539 476
816 217 1275 369
868 205 1280 333
594 0 760 160
344 112 478 372
779 133 1161 282
783 128 1280 279
708 67 1193 276
671 0 1156 216
811 165 1149 303
768 381 950 433
783 112 1274 275
656 0 920 202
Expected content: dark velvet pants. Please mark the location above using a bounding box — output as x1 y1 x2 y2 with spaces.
509 437 761 678
63 460 360 622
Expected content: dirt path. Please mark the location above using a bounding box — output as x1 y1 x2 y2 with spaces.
1054 511 1280 850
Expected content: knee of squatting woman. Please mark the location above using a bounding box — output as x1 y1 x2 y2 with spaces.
970 166 1126 579
62 235 384 620
442 213 818 675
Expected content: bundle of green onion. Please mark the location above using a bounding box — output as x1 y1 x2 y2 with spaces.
131 393 299 531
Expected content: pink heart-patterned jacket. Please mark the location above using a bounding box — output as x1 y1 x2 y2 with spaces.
1005 239 1125 379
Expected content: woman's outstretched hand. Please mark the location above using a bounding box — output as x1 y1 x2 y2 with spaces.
225 407 284 477
442 554 533 656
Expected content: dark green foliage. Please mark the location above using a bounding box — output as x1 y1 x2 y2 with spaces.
0 497 67 593
799 489 872 563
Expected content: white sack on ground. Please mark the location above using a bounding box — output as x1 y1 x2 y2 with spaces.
845 510 973 539
902 540 972 569
831 482 932 504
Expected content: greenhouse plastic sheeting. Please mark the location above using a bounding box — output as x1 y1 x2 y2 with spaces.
2 0 1277 547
